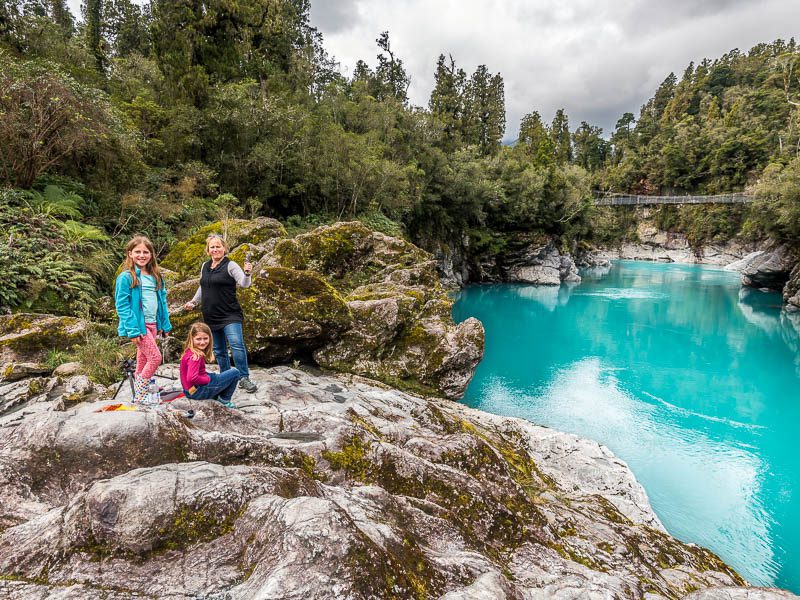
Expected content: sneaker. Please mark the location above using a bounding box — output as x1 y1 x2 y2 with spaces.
238 377 258 393
220 400 237 409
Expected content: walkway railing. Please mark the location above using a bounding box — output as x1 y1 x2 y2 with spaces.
593 192 754 206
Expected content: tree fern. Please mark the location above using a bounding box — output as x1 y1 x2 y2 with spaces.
24 185 83 219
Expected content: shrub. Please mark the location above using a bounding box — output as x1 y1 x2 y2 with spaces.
72 332 127 386
0 187 100 314
0 49 142 189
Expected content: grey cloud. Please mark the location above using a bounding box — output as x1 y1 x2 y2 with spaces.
620 0 754 35
310 0 362 34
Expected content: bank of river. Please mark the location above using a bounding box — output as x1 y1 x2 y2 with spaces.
453 260 800 591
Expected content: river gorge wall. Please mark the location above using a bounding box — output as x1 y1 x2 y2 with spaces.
434 223 800 312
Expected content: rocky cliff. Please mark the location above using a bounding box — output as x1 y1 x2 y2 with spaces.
591 218 758 266
2 364 794 600
721 243 800 314
436 233 583 288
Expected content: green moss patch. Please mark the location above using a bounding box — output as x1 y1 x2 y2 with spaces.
162 218 286 278
0 314 93 362
239 268 352 359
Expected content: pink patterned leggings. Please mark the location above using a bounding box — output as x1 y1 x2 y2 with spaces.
135 323 162 380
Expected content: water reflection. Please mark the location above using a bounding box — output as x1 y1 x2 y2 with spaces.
737 288 783 336
453 261 800 590
511 281 577 311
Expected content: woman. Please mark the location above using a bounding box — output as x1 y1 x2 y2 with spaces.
183 233 258 393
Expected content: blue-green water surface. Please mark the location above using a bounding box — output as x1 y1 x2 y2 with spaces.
452 261 800 590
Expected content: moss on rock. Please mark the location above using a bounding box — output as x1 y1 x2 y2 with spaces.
273 222 433 294
162 218 286 278
238 268 352 362
161 218 483 398
0 314 94 363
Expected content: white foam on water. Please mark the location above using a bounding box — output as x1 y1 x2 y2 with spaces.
640 391 767 432
576 288 669 301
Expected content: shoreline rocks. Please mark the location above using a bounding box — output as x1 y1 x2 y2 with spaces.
591 239 755 266
436 234 584 287
588 237 800 311
2 364 788 599
738 243 798 292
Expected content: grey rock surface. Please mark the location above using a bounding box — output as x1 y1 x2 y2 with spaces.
0 365 769 599
741 243 797 291
784 262 800 311
504 242 581 285
0 362 49 382
595 239 752 266
52 361 82 377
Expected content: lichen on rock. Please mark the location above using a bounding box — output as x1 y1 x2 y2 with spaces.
0 314 94 364
238 267 353 362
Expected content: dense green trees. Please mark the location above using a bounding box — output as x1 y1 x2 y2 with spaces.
1 1 798 315
601 40 800 195
0 49 140 189
593 39 800 245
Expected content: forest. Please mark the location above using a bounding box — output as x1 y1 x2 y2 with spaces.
1 0 799 316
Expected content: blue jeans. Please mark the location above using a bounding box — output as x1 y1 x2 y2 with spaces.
186 368 240 404
211 322 250 378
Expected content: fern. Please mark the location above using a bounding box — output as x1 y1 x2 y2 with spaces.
61 220 110 246
24 185 83 219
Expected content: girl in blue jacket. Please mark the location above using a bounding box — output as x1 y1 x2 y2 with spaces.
115 235 172 403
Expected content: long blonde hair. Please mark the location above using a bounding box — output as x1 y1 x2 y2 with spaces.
184 322 215 362
123 235 164 289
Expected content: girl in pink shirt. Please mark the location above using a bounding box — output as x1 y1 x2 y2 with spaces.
180 322 240 408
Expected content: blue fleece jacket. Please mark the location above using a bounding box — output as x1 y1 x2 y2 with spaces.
114 268 172 339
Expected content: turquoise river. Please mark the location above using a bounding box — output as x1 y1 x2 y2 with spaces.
452 260 800 591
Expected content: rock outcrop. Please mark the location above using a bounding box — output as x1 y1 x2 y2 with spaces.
0 313 96 364
782 262 800 311
165 220 484 399
740 243 797 291
161 217 287 279
585 206 757 267
594 239 755 266
503 242 581 285
2 365 791 599
466 234 582 285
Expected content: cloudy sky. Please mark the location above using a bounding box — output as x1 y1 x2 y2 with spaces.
310 0 800 140
65 0 800 140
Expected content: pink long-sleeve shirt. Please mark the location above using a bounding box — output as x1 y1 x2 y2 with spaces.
180 349 211 391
